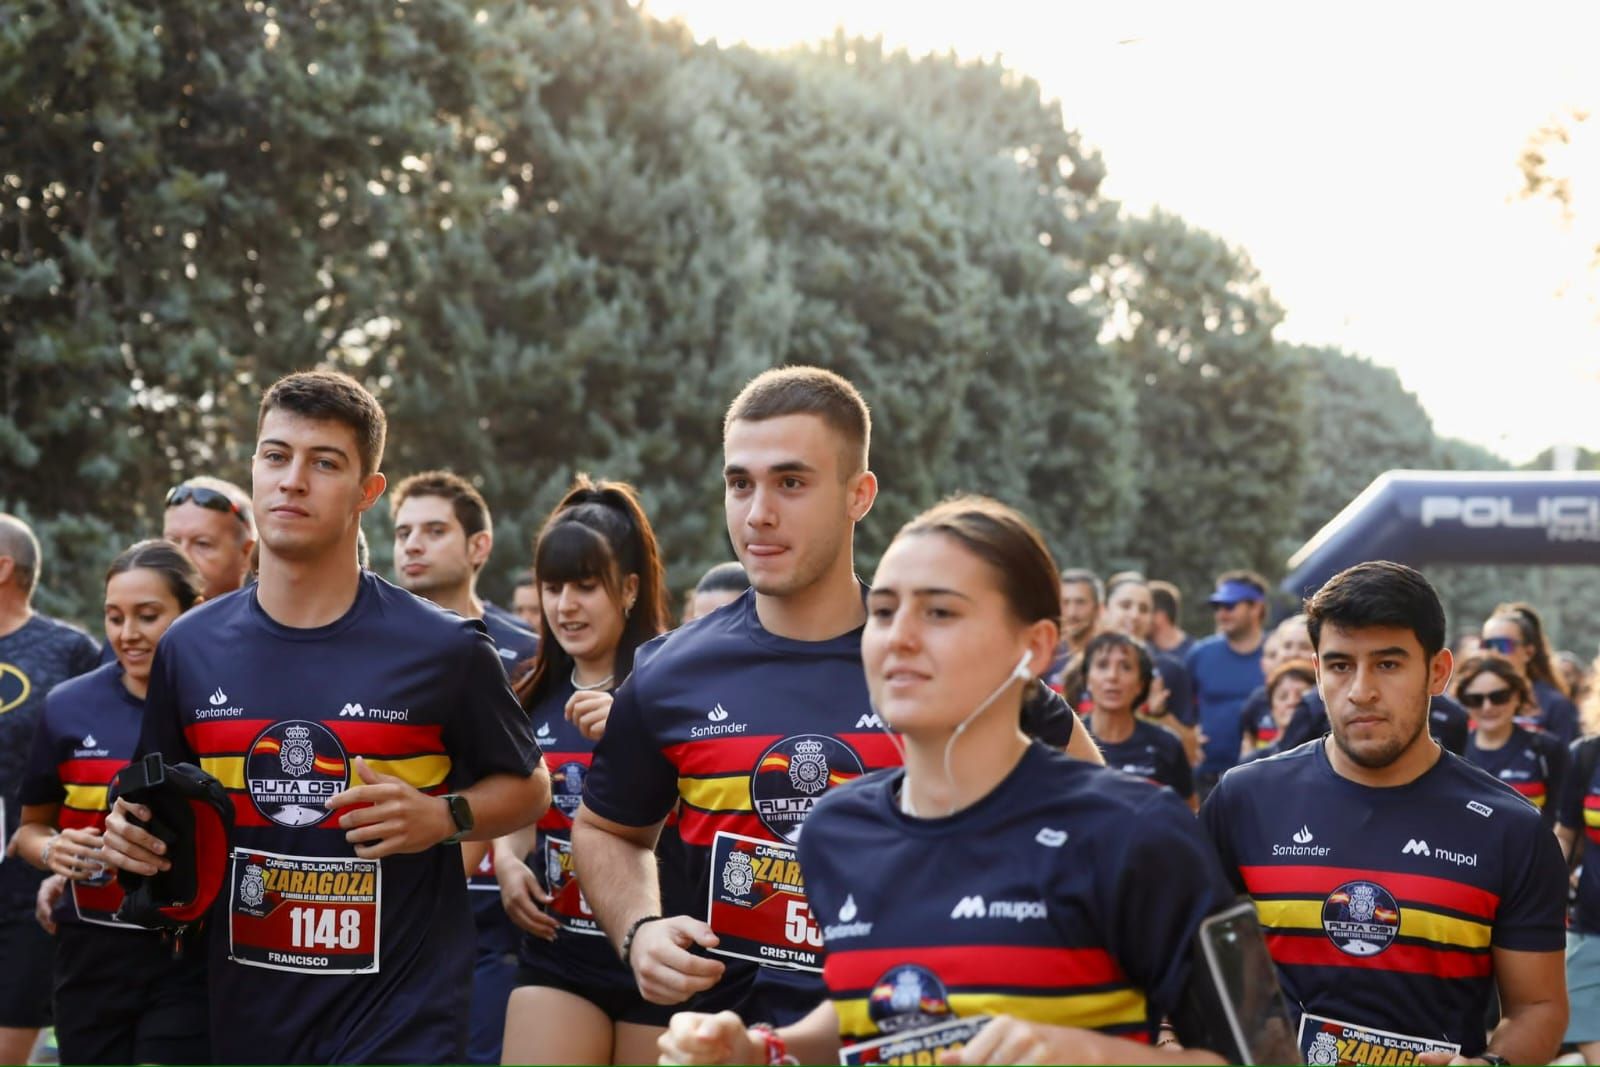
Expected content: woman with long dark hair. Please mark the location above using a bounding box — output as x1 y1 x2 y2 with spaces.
12 541 210 1064
496 476 673 1065
1483 602 1579 744
1457 652 1566 830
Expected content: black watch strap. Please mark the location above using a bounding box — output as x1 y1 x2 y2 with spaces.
441 793 473 844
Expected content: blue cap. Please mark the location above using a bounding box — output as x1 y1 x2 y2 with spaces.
1208 579 1265 606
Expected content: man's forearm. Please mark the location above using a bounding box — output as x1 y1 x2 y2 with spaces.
572 806 663 953
1488 999 1566 1066
461 766 550 840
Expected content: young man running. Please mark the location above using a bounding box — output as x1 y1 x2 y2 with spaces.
390 469 539 1064
100 371 548 1064
573 367 1099 1027
1202 561 1568 1066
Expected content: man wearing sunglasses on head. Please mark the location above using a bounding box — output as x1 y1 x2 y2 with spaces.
163 478 256 599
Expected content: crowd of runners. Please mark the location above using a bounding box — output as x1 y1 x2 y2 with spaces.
0 365 1597 1066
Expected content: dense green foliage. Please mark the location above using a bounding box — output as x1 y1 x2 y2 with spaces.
3 0 1583 658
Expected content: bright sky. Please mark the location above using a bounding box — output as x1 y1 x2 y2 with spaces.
647 0 1600 464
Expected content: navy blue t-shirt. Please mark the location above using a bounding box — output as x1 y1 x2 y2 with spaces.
0 613 100 912
467 610 539 948
1151 648 1195 727
1557 737 1600 935
1464 726 1565 831
1520 680 1578 746
1087 718 1194 802
1186 634 1264 777
1202 740 1566 1058
136 574 540 1064
800 744 1233 1048
19 662 146 928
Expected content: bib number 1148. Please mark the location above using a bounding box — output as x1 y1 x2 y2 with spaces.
289 906 362 950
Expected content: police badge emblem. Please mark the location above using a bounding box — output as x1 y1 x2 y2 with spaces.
1306 1031 1339 1066
279 724 316 777
240 863 267 908
721 850 755 898
788 739 829 794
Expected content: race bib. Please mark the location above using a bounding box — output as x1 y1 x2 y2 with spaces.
71 866 136 929
706 831 821 972
228 848 380 974
1298 1012 1461 1066
541 836 602 935
840 1016 991 1065
468 847 497 891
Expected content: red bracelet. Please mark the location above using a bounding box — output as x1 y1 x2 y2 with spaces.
749 1023 796 1066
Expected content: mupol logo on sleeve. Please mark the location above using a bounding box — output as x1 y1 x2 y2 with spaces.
246 720 349 827
751 734 864 841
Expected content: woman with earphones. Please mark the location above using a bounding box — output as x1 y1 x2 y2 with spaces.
660 497 1239 1066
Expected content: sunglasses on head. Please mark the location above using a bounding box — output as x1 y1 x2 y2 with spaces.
165 484 249 528
1460 687 1515 710
1480 636 1521 655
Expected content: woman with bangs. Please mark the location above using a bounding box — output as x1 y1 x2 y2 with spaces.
494 476 675 1065
1457 653 1567 830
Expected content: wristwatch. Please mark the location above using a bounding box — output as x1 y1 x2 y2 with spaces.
1478 1055 1509 1066
441 794 474 844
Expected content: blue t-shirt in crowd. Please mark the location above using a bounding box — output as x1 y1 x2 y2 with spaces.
19 662 145 928
1087 718 1194 802
800 743 1233 1048
1202 741 1566 1060
0 613 100 913
1557 737 1600 936
1520 680 1578 746
1185 634 1264 777
136 574 540 1064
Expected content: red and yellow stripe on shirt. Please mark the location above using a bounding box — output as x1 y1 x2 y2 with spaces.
1241 864 1495 979
826 944 1150 1043
185 719 452 828
1506 779 1547 809
1585 794 1600 846
668 733 902 847
56 757 123 833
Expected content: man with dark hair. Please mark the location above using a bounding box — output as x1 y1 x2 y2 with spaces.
573 366 1100 1029
1187 569 1270 792
163 477 257 599
510 570 540 631
100 370 549 1064
0 514 100 1065
683 562 749 623
390 468 538 1064
1148 579 1194 660
1202 561 1568 1066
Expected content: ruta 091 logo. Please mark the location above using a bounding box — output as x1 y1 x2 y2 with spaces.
1322 880 1400 957
246 720 349 827
867 964 952 1034
750 734 864 842
551 761 587 819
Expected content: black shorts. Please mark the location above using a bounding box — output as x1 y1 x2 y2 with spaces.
0 913 54 1029
53 923 210 1064
513 961 674 1027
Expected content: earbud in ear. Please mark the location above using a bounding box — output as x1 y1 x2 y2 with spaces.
1012 649 1033 683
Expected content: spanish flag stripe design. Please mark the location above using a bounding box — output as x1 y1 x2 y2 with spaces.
62 783 109 813
184 719 445 758
825 945 1127 990
833 988 1149 1038
1239 864 1499 919
1264 931 1493 978
676 808 767 846
58 757 125 782
679 773 754 813
201 753 450 791
1253 898 1492 950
